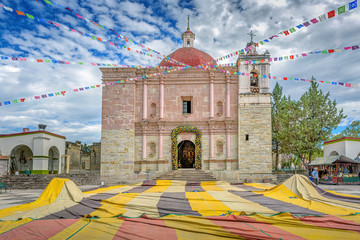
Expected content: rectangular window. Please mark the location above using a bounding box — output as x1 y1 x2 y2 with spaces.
183 101 191 114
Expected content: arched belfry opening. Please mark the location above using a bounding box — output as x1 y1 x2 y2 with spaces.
250 68 259 93
178 140 195 168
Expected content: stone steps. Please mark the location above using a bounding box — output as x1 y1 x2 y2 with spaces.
156 169 217 181
276 173 307 184
0 172 100 189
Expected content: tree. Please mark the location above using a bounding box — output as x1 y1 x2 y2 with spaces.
276 96 302 164
271 80 345 168
271 82 284 169
82 143 91 153
272 83 301 169
297 79 346 163
341 120 360 138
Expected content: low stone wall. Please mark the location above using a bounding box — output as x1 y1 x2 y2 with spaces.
100 171 162 185
0 172 100 189
207 170 276 183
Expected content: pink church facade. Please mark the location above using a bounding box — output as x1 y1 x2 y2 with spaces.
100 28 273 183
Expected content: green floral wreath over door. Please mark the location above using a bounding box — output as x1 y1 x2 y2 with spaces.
171 126 202 170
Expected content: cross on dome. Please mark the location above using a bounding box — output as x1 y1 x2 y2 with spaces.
187 15 190 30
247 30 256 43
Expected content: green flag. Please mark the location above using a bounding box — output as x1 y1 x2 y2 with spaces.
338 5 345 14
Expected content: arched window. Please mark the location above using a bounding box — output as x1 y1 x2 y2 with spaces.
330 151 339 156
216 141 224 155
149 142 156 157
217 101 223 116
150 103 156 118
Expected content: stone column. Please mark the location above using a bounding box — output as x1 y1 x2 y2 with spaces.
66 155 70 174
226 75 231 118
159 78 164 120
208 120 215 170
158 121 164 172
143 79 148 120
141 121 148 172
209 76 214 119
210 133 214 159
225 120 232 170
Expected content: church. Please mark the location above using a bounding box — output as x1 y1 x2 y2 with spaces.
100 26 273 183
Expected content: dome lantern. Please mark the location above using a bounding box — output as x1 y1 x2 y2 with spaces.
182 16 195 48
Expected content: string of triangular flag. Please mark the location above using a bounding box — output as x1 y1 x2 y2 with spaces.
34 0 191 68
216 44 360 66
256 0 358 48
11 1 358 73
5 41 359 70
1 65 356 108
0 3 184 67
0 54 209 70
0 55 185 69
202 0 359 67
0 65 190 107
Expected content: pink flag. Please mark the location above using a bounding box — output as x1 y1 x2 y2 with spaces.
310 18 318 24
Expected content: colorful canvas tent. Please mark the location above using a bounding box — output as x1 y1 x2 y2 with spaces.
0 175 359 239
309 155 360 165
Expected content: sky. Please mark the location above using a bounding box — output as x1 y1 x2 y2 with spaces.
0 0 359 144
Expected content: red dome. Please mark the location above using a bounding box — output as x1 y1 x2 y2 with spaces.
158 47 214 67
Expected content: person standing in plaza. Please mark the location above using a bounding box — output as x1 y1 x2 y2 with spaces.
312 167 319 185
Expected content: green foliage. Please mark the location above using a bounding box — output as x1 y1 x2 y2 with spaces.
82 143 91 153
271 82 284 168
271 80 345 168
296 80 345 162
341 120 360 138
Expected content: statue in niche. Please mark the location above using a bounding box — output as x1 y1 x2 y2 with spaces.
19 150 27 164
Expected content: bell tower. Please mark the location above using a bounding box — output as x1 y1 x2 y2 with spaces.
237 30 272 177
182 16 195 47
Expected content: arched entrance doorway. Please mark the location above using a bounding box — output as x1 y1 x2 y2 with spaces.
171 126 202 170
10 145 33 173
178 140 195 168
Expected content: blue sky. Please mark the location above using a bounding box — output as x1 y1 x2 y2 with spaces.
0 0 359 144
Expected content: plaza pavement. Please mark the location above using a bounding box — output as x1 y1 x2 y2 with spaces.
1 183 360 211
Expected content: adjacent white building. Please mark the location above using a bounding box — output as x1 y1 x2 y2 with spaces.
324 137 360 159
0 125 66 175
